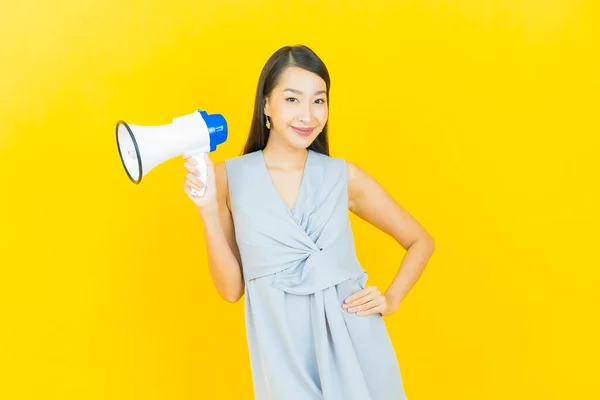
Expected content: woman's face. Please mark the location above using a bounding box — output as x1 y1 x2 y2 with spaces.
264 66 328 150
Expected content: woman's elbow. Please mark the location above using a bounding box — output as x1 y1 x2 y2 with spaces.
220 286 244 303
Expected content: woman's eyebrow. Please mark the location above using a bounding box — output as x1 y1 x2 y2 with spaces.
284 88 326 95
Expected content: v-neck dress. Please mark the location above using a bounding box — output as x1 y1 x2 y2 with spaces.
225 149 407 400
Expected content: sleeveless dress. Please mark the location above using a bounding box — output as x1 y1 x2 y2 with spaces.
225 149 407 400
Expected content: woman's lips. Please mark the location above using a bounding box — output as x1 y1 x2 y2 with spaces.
292 126 315 137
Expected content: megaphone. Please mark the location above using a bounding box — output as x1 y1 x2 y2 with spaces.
116 109 228 197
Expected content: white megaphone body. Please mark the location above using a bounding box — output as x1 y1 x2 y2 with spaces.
116 109 227 197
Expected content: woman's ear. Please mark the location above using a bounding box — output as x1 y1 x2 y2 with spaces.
263 97 271 117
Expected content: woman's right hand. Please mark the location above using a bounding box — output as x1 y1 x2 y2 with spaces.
183 154 218 216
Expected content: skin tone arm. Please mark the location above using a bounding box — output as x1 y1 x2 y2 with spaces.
184 157 245 303
342 161 435 316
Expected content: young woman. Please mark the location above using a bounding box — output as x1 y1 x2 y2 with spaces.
183 45 434 400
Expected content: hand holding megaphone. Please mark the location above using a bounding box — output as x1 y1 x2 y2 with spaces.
183 153 217 210
183 150 211 198
116 109 227 199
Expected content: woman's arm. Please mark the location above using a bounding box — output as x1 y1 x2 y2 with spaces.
346 160 435 314
197 161 244 303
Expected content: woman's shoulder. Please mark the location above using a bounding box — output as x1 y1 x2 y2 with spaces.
311 149 348 169
319 153 374 205
313 151 361 177
220 150 262 178
224 150 261 167
216 150 263 193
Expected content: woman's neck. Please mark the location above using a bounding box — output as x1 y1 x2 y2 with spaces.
262 138 308 170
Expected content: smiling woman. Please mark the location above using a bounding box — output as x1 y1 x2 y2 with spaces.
182 44 434 400
241 45 332 156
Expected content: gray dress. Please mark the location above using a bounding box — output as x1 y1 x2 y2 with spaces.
225 149 407 400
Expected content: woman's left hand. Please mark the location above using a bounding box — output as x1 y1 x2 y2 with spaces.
342 286 396 317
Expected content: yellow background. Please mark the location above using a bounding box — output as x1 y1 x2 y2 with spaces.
1 1 598 399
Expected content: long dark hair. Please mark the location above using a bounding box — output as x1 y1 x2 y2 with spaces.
242 45 331 156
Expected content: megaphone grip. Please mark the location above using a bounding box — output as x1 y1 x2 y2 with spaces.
189 153 208 197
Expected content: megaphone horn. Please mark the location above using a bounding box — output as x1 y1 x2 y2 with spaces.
116 109 228 197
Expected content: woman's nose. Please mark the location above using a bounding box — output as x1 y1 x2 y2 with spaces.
298 102 313 123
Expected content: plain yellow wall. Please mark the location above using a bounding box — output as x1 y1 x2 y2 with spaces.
1 1 598 399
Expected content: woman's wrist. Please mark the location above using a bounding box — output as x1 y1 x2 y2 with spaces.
384 291 402 314
198 206 219 225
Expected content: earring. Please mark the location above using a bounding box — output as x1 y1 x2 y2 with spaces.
265 116 271 130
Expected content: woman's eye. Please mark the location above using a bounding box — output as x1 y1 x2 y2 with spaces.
285 97 298 103
315 99 326 104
